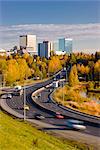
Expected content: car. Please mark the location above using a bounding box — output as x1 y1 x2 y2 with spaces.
24 105 29 110
7 94 12 99
38 93 41 97
34 113 45 120
17 105 29 110
66 119 86 130
15 85 22 91
49 89 52 92
55 112 64 119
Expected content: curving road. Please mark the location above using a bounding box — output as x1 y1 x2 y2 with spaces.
2 70 100 148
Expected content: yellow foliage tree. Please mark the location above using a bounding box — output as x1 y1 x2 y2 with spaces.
48 56 62 74
69 64 79 86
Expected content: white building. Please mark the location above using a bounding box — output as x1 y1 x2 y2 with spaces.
20 35 37 55
0 49 6 56
55 51 66 55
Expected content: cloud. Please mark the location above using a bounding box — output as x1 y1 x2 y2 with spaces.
0 23 100 53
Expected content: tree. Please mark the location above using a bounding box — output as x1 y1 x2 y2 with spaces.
48 56 62 75
94 60 100 81
17 59 31 81
34 67 42 79
69 64 79 86
0 59 7 86
26 55 33 67
22 53 29 60
6 59 20 85
69 53 76 64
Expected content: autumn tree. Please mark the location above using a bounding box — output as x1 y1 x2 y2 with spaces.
6 59 20 85
26 55 33 67
48 56 62 75
0 59 7 86
69 64 79 86
94 60 100 81
17 59 31 81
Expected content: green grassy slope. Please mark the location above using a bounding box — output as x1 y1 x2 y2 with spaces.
0 110 80 150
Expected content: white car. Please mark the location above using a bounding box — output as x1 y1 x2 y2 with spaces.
1 93 12 99
15 85 22 91
66 119 86 130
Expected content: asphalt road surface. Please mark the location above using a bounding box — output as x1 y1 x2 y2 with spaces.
6 70 100 138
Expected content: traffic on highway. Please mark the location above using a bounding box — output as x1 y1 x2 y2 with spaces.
2 69 99 138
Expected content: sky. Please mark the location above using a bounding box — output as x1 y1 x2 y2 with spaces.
0 0 99 25
0 0 100 53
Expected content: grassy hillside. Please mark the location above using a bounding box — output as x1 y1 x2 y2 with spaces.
0 110 82 150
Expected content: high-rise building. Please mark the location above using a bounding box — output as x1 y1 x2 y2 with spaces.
59 38 65 52
20 35 37 55
38 43 45 58
38 41 53 58
43 41 50 58
65 38 73 54
59 38 73 54
54 41 59 52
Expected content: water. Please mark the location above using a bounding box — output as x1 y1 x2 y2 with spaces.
80 91 100 104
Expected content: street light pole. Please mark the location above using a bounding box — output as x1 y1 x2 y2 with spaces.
62 81 64 105
24 85 26 121
66 69 68 82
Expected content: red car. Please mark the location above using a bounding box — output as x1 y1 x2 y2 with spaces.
55 112 64 119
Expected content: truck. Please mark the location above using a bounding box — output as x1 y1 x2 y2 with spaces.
53 81 59 88
13 85 23 96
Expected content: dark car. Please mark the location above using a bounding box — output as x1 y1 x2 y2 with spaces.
34 113 45 120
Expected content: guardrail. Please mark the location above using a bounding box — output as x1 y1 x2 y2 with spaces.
50 90 100 119
0 98 23 119
31 83 100 125
31 86 56 115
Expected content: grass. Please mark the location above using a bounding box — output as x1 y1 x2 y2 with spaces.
0 110 87 150
53 84 100 117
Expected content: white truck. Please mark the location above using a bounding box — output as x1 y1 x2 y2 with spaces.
14 85 23 96
53 81 59 88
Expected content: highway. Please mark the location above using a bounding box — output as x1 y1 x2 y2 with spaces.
2 70 100 148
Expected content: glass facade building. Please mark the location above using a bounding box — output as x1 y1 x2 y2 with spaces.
65 38 73 54
38 41 51 58
59 38 65 52
59 38 73 54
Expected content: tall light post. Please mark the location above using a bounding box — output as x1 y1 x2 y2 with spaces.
62 80 64 105
24 85 26 121
66 69 68 82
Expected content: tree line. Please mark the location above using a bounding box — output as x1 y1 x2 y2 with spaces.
0 53 67 85
0 51 100 86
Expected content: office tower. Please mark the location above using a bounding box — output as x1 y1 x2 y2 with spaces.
38 41 53 58
38 43 45 58
20 35 37 55
59 38 73 54
65 38 73 54
43 41 50 58
54 41 59 52
59 38 65 52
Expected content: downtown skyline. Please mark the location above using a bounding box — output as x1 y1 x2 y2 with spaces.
0 0 100 53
